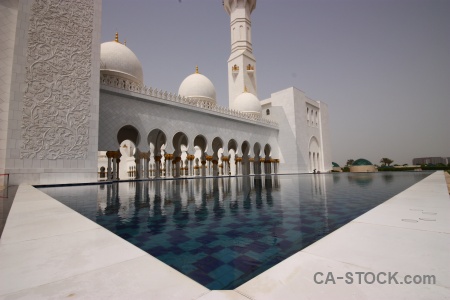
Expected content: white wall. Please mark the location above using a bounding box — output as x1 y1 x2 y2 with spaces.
318 101 332 171
262 87 332 173
2 0 102 185
98 86 279 159
261 88 299 173
0 0 19 174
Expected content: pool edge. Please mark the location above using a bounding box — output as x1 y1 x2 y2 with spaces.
235 171 450 299
0 172 448 299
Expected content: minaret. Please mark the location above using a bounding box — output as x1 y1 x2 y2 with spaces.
224 0 257 108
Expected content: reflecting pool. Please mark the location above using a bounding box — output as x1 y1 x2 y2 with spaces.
39 172 432 289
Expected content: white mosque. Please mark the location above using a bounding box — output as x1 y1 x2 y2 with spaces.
1 0 331 185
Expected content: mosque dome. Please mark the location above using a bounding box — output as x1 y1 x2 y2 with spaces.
178 67 216 105
232 89 261 115
332 162 340 167
352 158 373 166
350 158 376 173
100 33 143 85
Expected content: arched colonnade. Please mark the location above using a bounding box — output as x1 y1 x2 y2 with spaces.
102 125 279 180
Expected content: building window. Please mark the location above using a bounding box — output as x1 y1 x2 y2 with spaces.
266 109 270 115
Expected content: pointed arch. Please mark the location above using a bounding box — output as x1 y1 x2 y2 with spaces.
117 125 141 148
309 136 321 172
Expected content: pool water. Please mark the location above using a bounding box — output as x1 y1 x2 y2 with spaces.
39 172 432 289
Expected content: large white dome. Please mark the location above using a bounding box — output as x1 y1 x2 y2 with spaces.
100 38 143 85
178 68 216 105
232 91 261 115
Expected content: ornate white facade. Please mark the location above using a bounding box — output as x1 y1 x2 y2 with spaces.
21 0 94 160
0 0 331 185
1 0 101 185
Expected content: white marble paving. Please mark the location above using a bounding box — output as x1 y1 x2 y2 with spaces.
237 171 450 299
237 251 450 300
3 256 208 300
196 290 250 300
0 172 448 299
352 171 450 233
353 204 450 233
0 211 101 244
0 228 147 295
302 223 450 287
0 189 101 244
0 186 208 299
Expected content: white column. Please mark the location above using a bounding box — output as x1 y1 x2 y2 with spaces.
112 157 117 180
116 158 120 180
144 154 149 178
107 156 112 180
155 156 161 178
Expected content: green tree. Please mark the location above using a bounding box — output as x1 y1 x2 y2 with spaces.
380 158 393 166
346 159 354 166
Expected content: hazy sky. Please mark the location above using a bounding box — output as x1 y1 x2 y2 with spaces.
101 0 450 166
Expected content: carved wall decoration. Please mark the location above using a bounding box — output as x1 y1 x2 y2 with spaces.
21 0 94 159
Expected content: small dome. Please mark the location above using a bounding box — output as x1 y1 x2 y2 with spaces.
100 35 143 85
332 162 340 167
232 90 261 115
352 158 373 166
178 67 216 104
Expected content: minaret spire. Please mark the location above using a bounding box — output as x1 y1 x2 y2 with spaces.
224 0 258 108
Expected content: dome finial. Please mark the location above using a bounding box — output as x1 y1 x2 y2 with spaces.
195 65 199 74
244 86 248 92
123 39 126 46
115 32 119 43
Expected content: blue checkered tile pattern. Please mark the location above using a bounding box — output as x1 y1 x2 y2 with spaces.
40 172 432 289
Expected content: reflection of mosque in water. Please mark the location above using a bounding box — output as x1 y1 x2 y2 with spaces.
40 173 339 256
347 173 375 187
96 174 336 255
98 175 281 225
43 173 390 268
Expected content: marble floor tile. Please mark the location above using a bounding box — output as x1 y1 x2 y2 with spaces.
1 256 208 300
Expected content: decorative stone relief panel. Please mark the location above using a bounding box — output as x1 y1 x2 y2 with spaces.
21 0 94 159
